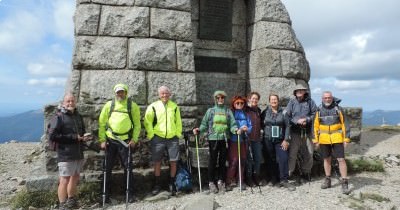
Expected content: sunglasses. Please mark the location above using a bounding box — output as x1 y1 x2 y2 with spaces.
235 101 244 105
215 96 225 99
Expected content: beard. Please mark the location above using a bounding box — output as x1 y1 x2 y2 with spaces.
116 95 125 101
323 102 332 107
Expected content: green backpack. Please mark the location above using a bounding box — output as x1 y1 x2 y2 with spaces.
208 108 230 135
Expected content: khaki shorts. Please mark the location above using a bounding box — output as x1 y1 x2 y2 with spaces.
58 160 84 177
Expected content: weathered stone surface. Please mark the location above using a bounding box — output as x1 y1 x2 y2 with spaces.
196 74 246 105
233 0 246 25
76 0 91 4
135 0 191 11
193 22 246 52
79 70 146 104
182 118 197 131
150 8 192 41
281 50 310 81
249 78 308 107
249 21 297 51
73 36 127 69
99 6 149 37
343 107 363 119
26 175 58 192
191 0 199 21
180 106 198 118
177 41 195 72
66 70 81 96
91 0 134 6
129 38 176 71
147 72 196 105
74 4 100 35
252 0 291 24
249 48 281 78
177 194 216 210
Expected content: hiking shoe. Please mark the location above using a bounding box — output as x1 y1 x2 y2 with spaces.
152 184 161 195
209 182 218 194
321 177 331 189
240 183 247 191
169 183 177 196
59 202 69 210
341 178 351 195
225 182 234 191
280 181 296 191
128 194 136 203
65 197 78 209
217 180 226 193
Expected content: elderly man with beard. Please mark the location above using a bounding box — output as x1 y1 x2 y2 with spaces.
98 84 141 203
312 91 351 194
48 93 90 209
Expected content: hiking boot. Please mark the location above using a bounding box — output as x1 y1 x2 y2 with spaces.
240 183 247 191
253 174 260 186
225 182 234 191
152 176 161 195
321 177 331 189
128 194 136 203
341 178 351 195
65 197 78 209
59 202 69 210
280 180 296 191
169 177 177 196
209 182 218 194
217 180 226 193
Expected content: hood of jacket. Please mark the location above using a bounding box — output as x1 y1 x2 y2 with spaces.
213 90 227 106
113 83 129 101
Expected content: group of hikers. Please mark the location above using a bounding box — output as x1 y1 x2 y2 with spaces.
47 83 351 209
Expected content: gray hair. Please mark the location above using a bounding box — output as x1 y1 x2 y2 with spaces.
158 85 171 94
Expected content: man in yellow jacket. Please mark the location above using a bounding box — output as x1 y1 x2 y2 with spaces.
313 91 350 194
98 83 141 203
144 85 182 196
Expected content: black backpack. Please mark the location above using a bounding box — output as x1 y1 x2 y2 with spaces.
46 111 64 151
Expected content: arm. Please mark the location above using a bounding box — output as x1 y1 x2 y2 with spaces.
339 107 351 142
48 113 78 144
312 111 320 144
175 105 183 139
131 102 141 143
198 109 211 134
228 110 238 134
143 105 155 140
285 100 297 125
245 114 253 134
307 100 318 124
283 113 291 142
98 102 111 143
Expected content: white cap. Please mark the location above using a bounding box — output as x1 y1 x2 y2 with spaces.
114 86 125 93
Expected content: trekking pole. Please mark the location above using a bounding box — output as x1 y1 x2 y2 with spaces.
238 133 242 193
125 145 131 209
102 143 108 208
195 134 202 192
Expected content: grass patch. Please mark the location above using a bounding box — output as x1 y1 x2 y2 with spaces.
346 158 384 173
9 182 101 209
360 192 390 202
10 189 58 209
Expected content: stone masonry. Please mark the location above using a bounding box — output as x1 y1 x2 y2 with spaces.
39 0 362 183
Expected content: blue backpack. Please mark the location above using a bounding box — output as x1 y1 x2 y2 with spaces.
175 161 192 191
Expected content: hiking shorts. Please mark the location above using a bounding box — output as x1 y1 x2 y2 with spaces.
320 143 344 159
151 135 179 162
58 160 84 177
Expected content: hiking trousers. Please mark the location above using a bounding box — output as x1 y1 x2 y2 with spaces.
288 132 313 176
208 140 227 183
264 139 289 181
226 141 247 184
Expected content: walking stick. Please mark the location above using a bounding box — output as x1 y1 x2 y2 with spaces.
125 145 131 209
195 134 202 192
238 133 242 193
102 143 108 208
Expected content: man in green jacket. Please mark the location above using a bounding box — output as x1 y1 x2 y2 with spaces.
98 83 141 203
193 90 237 193
144 85 182 196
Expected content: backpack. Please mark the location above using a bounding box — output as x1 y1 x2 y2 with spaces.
175 161 192 191
208 108 231 135
107 98 134 138
46 111 64 151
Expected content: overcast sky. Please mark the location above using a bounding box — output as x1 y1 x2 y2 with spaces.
0 0 399 116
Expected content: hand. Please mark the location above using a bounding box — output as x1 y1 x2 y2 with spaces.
297 118 306 125
344 141 348 148
128 140 140 149
314 143 320 150
236 128 242 135
281 140 289 151
77 135 84 142
193 128 199 135
241 125 248 132
100 142 107 150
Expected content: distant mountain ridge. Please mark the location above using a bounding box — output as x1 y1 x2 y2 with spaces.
363 110 400 126
0 110 44 143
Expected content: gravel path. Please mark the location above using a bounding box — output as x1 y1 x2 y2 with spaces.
1 130 399 209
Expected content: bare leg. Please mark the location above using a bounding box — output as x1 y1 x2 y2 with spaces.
323 157 332 177
154 161 161 176
58 176 70 203
67 173 80 198
337 158 347 178
170 161 177 177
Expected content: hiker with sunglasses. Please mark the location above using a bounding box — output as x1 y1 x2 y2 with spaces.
193 90 237 194
226 95 252 191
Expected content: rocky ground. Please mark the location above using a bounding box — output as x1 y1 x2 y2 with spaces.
1 128 400 209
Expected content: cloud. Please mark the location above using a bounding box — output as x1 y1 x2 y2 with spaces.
27 77 66 87
52 0 75 40
27 57 70 77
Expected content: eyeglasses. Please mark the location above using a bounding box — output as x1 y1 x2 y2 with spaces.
215 96 225 99
235 102 244 105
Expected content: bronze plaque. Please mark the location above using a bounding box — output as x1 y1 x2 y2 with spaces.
199 0 232 41
195 56 237 73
